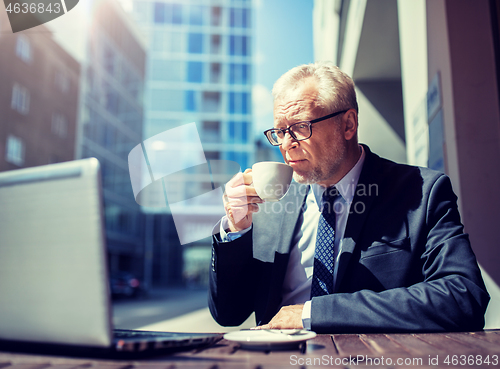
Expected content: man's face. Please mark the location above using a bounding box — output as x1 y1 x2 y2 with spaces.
274 79 353 188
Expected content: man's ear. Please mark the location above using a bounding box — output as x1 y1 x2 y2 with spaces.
343 109 358 141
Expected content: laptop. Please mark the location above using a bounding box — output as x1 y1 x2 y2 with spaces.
0 158 221 358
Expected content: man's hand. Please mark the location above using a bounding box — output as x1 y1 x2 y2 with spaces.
223 168 264 232
256 304 304 330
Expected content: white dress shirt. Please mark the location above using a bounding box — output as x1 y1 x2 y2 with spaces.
283 146 365 328
219 146 366 328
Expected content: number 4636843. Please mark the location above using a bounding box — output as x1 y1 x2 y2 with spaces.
5 2 61 14
444 355 499 366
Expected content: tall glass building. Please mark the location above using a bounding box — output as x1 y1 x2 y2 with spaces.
128 0 255 287
77 0 146 280
131 0 253 164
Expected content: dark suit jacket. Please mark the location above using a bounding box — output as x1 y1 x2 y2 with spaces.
208 145 489 333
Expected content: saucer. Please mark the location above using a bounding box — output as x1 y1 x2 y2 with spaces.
223 329 316 350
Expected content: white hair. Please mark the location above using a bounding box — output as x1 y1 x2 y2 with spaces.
272 62 358 113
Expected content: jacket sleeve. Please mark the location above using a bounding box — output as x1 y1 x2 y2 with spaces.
208 223 257 326
311 174 490 333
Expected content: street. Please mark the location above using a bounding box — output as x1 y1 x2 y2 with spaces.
112 287 210 329
112 286 255 332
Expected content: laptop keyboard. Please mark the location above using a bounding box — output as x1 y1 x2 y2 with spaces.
113 329 178 339
112 329 221 352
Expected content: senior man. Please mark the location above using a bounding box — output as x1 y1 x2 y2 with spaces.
208 62 489 333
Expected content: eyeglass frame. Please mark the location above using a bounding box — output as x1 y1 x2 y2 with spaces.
263 109 350 146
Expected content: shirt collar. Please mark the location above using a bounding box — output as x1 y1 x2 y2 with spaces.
311 145 366 207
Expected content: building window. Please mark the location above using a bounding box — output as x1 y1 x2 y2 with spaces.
210 34 221 54
202 92 221 112
152 30 185 53
242 92 249 114
187 61 203 82
211 7 222 26
229 35 249 56
185 90 196 111
154 2 165 23
202 121 221 142
242 121 248 141
11 83 30 115
188 33 203 53
230 8 248 28
205 151 220 160
229 63 249 84
154 2 183 24
16 35 31 63
151 59 184 82
151 89 184 111
54 69 70 92
169 31 185 52
154 3 165 24
240 152 248 169
124 71 142 105
103 44 115 76
226 150 248 169
172 3 183 24
229 121 236 140
190 5 204 25
228 92 250 114
104 123 116 148
5 135 25 166
228 121 249 142
104 83 119 114
52 113 68 138
210 63 221 83
229 8 250 28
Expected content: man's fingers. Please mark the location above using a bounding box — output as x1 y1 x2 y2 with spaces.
222 168 262 231
224 191 262 207
252 324 271 330
224 169 262 207
227 170 253 188
226 203 260 224
225 183 259 200
255 305 304 330
225 202 260 215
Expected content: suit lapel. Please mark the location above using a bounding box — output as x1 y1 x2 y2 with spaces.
253 182 308 323
334 145 381 292
253 182 308 262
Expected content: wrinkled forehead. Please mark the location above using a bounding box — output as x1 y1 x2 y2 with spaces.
274 89 322 125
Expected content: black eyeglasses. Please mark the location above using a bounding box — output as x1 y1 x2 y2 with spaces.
263 110 349 146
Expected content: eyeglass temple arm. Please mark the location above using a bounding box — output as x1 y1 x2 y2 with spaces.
309 109 348 124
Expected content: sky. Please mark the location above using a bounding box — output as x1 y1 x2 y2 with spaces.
252 0 315 135
254 0 314 90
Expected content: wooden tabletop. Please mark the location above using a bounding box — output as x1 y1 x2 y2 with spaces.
0 330 499 368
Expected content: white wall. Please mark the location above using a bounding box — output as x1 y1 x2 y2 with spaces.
357 89 406 163
397 0 428 166
313 0 340 62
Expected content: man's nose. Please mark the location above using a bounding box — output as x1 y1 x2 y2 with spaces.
281 132 298 151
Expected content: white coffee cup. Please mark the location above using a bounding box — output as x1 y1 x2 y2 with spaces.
251 162 293 202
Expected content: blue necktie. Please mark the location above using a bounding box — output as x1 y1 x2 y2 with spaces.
311 187 339 298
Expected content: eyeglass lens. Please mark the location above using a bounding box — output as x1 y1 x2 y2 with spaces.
270 123 311 144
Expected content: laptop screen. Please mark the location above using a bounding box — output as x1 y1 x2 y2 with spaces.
0 158 113 347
